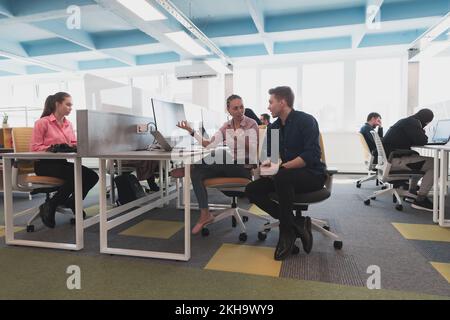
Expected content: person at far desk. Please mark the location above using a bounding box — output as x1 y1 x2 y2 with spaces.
360 112 383 163
30 92 99 228
176 94 259 234
245 86 327 261
382 108 434 212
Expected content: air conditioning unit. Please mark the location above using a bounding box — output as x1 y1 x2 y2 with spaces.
175 63 218 80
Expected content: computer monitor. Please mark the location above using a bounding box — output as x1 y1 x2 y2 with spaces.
151 98 187 138
432 119 450 143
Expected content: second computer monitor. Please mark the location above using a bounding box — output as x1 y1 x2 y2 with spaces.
151 98 186 138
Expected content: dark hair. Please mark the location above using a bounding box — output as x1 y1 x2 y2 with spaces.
244 108 262 125
268 86 294 108
226 94 242 108
41 92 71 118
414 108 434 128
261 113 270 122
366 112 381 122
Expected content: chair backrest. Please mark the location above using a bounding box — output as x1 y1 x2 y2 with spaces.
11 127 35 175
358 132 374 168
12 127 33 153
370 130 390 179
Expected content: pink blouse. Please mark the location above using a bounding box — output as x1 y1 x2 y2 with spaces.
30 114 77 152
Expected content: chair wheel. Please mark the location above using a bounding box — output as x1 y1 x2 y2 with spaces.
356 182 361 188
395 204 403 211
243 216 248 223
334 241 343 250
239 233 247 242
381 186 387 190
323 226 330 231
26 225 35 233
371 197 376 200
264 228 271 232
201 228 209 237
258 231 267 241
232 216 237 228
393 195 397 203
364 199 370 205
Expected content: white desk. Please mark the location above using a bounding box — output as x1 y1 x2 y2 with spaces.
2 152 87 250
97 149 207 261
417 146 450 227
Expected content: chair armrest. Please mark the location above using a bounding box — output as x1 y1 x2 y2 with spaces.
388 150 419 162
326 167 338 175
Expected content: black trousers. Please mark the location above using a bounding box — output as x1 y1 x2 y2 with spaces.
34 159 99 208
245 168 326 225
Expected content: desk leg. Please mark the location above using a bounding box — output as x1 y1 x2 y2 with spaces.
184 164 191 260
433 149 439 223
74 157 84 250
159 160 164 206
3 158 14 243
439 151 448 226
99 159 108 252
165 160 170 205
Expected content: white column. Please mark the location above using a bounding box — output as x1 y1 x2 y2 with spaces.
407 61 420 116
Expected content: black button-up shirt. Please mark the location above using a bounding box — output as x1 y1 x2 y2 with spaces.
268 110 326 176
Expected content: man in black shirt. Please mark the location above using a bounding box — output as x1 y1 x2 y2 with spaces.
360 112 383 161
260 113 271 126
246 86 327 261
382 109 434 211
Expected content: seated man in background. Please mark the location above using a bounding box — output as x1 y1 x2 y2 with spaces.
382 109 434 212
121 160 160 192
245 86 327 261
359 112 383 162
260 113 271 127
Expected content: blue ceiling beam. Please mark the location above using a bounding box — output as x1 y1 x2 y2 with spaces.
359 29 427 47
194 17 258 38
22 38 89 57
78 58 127 70
0 70 16 77
381 0 450 22
7 0 96 16
0 0 12 16
136 52 180 65
275 36 352 54
30 19 136 66
93 30 158 50
266 7 366 33
26 65 56 74
220 44 268 58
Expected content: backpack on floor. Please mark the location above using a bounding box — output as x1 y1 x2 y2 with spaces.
114 173 146 205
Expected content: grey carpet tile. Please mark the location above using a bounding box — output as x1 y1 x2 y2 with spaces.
280 251 365 287
410 240 450 263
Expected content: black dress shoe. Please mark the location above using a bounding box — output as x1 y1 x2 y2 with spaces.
293 216 313 254
39 201 56 228
274 224 296 261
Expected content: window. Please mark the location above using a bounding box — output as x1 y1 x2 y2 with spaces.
234 68 257 112
302 62 344 131
420 57 450 106
355 58 403 130
260 67 297 116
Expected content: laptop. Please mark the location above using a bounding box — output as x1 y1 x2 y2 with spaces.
150 130 203 152
426 119 450 145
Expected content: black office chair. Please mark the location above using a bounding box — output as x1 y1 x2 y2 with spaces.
256 134 343 250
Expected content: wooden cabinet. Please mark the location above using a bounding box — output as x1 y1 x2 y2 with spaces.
0 127 13 149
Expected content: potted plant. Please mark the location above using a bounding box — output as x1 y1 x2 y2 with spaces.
2 113 8 128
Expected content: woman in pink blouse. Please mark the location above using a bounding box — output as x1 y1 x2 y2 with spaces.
31 92 99 228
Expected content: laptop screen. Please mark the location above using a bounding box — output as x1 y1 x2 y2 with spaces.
432 119 450 142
